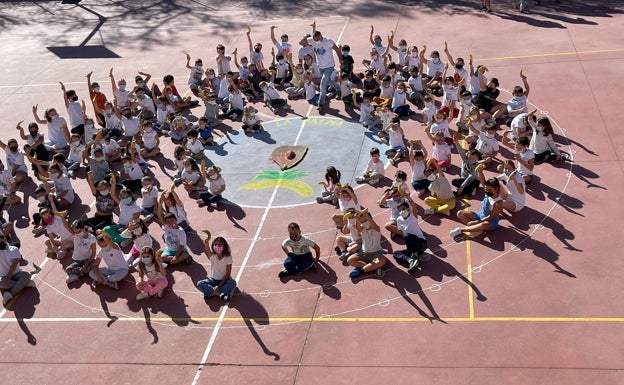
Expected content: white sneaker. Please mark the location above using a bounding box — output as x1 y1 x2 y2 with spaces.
3 291 13 305
450 227 463 238
423 208 435 215
230 113 238 121
136 291 150 300
66 274 79 284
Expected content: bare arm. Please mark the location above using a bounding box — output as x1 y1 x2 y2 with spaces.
16 121 28 141
32 104 47 124
109 68 117 92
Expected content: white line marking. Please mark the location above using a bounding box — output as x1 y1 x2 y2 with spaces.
190 104 314 385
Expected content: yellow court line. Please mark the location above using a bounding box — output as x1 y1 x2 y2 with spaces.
477 47 624 61
465 234 475 319
2 316 624 323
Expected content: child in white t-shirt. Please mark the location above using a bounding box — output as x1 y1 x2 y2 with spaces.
260 81 288 113
139 176 158 222
186 54 204 92
356 147 385 185
185 130 205 161
242 105 262 133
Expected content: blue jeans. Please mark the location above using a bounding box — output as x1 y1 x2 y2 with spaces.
199 192 222 204
307 94 320 106
318 66 340 106
393 104 410 116
196 277 237 297
283 252 314 274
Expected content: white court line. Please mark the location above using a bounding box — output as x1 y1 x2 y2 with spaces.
190 104 314 384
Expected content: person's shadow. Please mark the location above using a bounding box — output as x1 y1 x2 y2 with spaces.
213 200 247 231
380 261 447 323
504 205 581 253
126 282 201 343
225 291 280 360
11 288 41 345
524 175 585 217
279 259 341 300
414 255 488 302
501 219 577 278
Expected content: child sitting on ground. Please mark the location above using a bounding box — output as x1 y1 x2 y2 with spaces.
356 147 385 185
242 105 263 133
316 166 341 204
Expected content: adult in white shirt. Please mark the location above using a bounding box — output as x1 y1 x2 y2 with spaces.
307 30 342 108
89 235 129 289
1 240 36 306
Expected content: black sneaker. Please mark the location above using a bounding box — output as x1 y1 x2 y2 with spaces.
278 268 290 278
186 256 194 264
334 246 342 255
407 257 420 273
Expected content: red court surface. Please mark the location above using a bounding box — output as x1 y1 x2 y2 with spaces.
1 1 624 384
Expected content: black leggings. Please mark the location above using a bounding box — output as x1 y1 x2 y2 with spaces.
85 214 113 230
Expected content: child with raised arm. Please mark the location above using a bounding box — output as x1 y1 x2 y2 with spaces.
60 82 85 136
197 236 237 301
109 68 130 110
246 26 265 71
347 209 387 278
278 222 320 278
185 54 204 94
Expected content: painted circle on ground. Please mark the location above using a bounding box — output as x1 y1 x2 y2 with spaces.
207 117 388 208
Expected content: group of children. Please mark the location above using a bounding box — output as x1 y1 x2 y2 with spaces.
1 24 568 307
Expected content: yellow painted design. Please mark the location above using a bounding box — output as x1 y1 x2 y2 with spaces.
275 119 292 127
238 169 313 197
